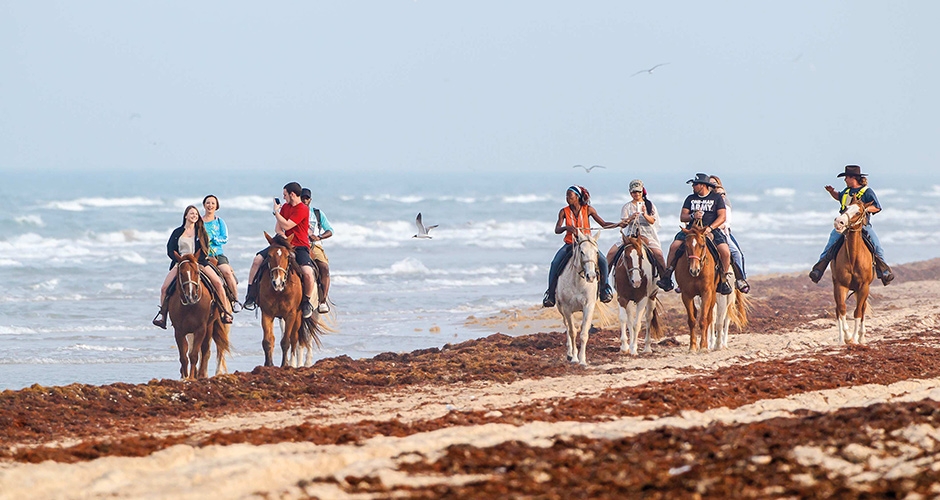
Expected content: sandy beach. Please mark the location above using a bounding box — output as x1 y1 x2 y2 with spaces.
3 260 940 498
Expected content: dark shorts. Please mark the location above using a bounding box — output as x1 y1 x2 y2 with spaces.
213 254 230 266
674 229 728 246
256 246 315 267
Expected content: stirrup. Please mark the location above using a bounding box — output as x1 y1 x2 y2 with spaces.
231 300 243 313
152 311 167 330
221 312 233 324
542 291 555 308
317 302 330 314
735 279 750 294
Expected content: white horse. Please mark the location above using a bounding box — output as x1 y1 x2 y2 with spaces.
708 270 749 350
613 232 663 355
556 230 601 365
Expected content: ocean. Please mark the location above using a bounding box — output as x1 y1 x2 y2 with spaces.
1 168 938 391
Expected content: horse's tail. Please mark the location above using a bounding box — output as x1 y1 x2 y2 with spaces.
649 296 665 341
300 316 323 350
729 289 751 331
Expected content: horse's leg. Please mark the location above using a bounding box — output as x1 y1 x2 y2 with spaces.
642 296 654 354
261 313 276 367
700 290 716 352
618 302 629 354
188 326 204 380
176 331 188 380
281 313 298 368
215 322 230 375
626 301 639 355
561 308 576 362
681 294 697 352
855 285 870 344
579 303 595 366
833 285 849 345
634 297 648 355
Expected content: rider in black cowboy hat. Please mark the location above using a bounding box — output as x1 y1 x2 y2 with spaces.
808 165 894 285
656 173 734 295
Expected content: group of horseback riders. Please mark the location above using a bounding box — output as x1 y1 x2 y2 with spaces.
543 165 893 307
152 182 333 329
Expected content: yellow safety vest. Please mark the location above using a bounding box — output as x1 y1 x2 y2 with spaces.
839 186 869 212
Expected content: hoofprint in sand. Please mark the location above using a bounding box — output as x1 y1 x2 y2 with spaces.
2 265 940 498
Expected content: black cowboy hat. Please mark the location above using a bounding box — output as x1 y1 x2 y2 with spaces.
686 173 717 188
837 165 868 177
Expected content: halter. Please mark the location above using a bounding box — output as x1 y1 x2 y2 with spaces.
571 233 599 281
177 261 203 306
619 229 645 279
267 245 294 292
683 219 710 275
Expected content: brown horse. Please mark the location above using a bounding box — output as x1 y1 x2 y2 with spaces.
167 252 231 379
674 221 720 352
613 232 663 355
257 232 321 367
831 198 875 344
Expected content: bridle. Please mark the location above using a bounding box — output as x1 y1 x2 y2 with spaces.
267 245 294 292
177 260 202 306
683 220 710 277
572 234 599 281
620 232 646 288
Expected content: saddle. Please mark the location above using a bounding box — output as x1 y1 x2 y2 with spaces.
251 254 320 288
674 236 738 279
611 240 659 278
825 230 876 261
166 269 227 308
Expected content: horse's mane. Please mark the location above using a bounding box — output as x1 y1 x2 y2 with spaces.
270 234 294 251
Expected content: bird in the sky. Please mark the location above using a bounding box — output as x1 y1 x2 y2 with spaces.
573 165 606 173
413 213 438 239
630 63 670 77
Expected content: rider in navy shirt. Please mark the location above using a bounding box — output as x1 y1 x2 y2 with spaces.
656 173 734 295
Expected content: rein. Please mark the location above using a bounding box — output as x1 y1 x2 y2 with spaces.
177 263 202 306
571 237 598 280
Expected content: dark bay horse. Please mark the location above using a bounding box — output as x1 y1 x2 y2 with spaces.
167 252 231 379
613 232 663 355
831 198 875 344
674 222 720 352
257 232 321 367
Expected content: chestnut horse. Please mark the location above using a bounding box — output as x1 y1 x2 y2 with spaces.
556 230 601 365
613 232 663 355
674 221 720 352
167 252 231 379
831 198 875 344
257 232 322 367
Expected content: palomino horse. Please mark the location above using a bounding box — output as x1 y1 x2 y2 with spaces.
674 221 720 352
613 231 663 355
167 252 231 379
831 198 875 344
556 230 601 365
709 270 749 350
257 232 322 367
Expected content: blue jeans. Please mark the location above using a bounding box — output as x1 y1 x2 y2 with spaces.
546 244 609 298
727 231 747 279
819 226 886 262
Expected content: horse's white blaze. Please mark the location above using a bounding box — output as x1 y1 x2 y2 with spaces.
834 203 860 234
627 248 642 289
557 233 600 366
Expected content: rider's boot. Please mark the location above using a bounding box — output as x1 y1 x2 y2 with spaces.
808 259 829 284
717 280 733 295
152 300 168 329
542 290 555 308
301 297 314 319
243 284 258 310
656 267 674 292
874 256 895 286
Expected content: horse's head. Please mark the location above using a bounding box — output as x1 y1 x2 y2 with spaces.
680 222 709 277
574 230 600 282
621 232 646 289
175 251 203 306
834 198 872 234
264 231 295 292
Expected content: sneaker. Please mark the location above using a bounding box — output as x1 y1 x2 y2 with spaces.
881 271 895 286
599 285 613 303
656 277 674 292
301 299 314 319
808 269 823 284
735 279 750 294
717 281 732 295
242 298 257 311
317 302 330 314
542 292 555 308
152 312 167 330
221 312 233 324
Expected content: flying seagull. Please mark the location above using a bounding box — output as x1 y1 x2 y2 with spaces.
573 165 606 173
630 63 670 77
413 213 438 239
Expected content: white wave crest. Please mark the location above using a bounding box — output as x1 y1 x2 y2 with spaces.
502 194 551 204
14 215 44 226
46 197 162 211
363 194 424 204
63 344 140 352
331 276 366 286
765 188 796 197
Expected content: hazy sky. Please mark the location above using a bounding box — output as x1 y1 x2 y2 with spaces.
2 1 938 175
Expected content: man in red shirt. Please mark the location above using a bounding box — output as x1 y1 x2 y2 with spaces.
244 182 317 318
